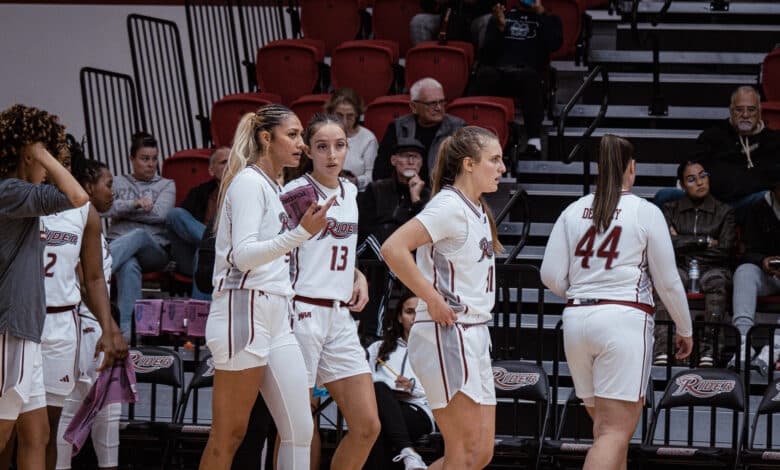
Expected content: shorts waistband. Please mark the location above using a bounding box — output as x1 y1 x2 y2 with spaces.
566 299 654 316
414 320 489 329
46 305 77 314
293 295 348 308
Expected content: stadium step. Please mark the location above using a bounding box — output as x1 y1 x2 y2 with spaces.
616 0 780 25
555 103 728 130
615 23 780 53
588 49 765 74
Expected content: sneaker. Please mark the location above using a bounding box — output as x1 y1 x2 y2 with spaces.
653 353 668 366
752 345 780 376
727 343 755 370
698 355 714 368
393 447 427 470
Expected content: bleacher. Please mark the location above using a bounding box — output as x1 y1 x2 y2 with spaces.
69 0 780 468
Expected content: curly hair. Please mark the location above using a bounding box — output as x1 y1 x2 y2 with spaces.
0 104 69 178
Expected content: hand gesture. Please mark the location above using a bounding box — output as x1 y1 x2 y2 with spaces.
492 3 506 30
395 376 414 392
300 195 336 235
428 294 456 327
675 334 693 360
349 270 369 312
408 173 425 202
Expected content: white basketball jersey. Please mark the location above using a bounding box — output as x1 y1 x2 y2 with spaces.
213 166 295 296
284 175 358 302
78 234 112 318
42 203 90 307
415 186 496 323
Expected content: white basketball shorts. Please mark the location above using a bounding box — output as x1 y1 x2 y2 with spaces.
0 332 46 420
42 309 80 406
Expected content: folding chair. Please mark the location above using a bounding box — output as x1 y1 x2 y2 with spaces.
762 49 780 102
161 148 212 207
637 368 744 469
210 91 282 146
299 0 362 55
372 0 422 57
742 376 780 468
331 40 400 104
405 41 475 100
762 102 780 131
447 96 516 149
256 38 326 105
290 93 332 128
363 95 411 142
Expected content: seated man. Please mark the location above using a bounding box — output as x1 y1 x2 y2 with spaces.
654 159 735 367
166 146 229 299
372 78 466 183
655 86 780 223
359 138 431 244
469 0 562 154
731 165 780 374
103 132 175 336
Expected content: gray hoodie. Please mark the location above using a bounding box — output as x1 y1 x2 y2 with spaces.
103 174 175 246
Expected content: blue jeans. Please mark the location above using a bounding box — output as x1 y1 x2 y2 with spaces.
166 208 210 300
109 229 169 334
732 263 780 337
653 189 766 225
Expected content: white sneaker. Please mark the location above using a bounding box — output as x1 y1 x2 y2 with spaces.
393 447 427 470
727 342 755 370
752 345 780 376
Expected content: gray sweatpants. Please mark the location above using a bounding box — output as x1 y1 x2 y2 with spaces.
733 263 780 336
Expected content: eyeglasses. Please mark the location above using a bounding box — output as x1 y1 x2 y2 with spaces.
685 171 710 184
396 152 422 162
732 106 758 116
413 99 447 109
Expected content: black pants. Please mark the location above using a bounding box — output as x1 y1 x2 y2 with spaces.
469 64 544 139
363 382 434 470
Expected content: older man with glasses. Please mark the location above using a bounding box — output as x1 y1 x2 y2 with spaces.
373 78 466 183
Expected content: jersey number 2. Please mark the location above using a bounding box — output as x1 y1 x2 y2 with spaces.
330 246 348 271
44 253 57 278
574 226 622 269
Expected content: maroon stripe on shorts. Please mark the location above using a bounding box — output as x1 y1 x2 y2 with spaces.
1 334 6 397
457 326 468 385
249 291 255 344
228 290 233 359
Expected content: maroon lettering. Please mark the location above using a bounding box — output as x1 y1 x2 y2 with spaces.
671 374 736 398
317 218 358 240
492 367 540 391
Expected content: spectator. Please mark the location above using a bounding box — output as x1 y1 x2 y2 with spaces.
103 132 175 336
373 78 466 183
730 165 780 374
359 138 431 244
166 146 229 299
653 159 735 367
325 89 379 191
410 0 495 50
655 86 780 222
469 0 562 154
365 291 434 470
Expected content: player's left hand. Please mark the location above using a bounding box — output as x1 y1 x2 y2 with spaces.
349 269 369 312
95 328 129 372
675 334 693 360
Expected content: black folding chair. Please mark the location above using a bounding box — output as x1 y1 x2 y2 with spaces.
742 376 780 468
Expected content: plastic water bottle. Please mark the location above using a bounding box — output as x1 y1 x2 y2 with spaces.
689 259 700 294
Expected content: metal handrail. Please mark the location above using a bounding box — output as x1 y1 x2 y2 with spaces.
557 65 609 163
495 186 531 265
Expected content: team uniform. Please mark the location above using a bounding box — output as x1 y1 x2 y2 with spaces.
56 233 120 469
41 204 90 407
284 175 369 388
541 193 693 407
408 186 497 410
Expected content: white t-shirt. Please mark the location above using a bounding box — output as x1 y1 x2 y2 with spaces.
344 126 378 191
283 175 359 302
42 203 90 307
415 186 496 323
540 192 692 337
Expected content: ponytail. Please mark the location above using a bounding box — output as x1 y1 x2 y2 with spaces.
592 134 634 233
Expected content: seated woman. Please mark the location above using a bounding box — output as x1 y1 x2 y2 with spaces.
365 292 434 470
325 88 378 191
102 132 175 336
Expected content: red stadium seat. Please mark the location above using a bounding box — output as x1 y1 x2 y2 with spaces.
256 39 326 106
300 0 362 55
290 93 332 128
762 49 780 101
363 95 411 142
162 148 212 207
210 92 281 147
544 0 582 59
447 96 515 149
331 40 400 104
405 41 475 100
762 101 780 130
372 0 422 57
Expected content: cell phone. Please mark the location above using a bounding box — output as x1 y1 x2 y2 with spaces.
521 0 535 5
769 259 780 270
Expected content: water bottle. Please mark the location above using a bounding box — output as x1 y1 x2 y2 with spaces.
689 259 700 294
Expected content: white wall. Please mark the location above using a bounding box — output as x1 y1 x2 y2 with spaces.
0 3 195 142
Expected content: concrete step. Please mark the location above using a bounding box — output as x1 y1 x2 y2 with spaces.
617 0 780 24
588 49 766 74
616 23 780 53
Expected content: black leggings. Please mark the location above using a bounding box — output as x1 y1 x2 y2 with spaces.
363 382 434 469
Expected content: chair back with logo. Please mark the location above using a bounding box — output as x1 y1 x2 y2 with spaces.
127 346 184 422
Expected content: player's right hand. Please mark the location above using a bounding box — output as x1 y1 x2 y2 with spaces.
428 294 457 327
300 195 336 235
675 334 693 360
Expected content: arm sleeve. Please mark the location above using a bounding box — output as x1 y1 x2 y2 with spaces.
373 122 398 181
180 185 201 217
540 212 570 298
711 206 736 262
481 16 503 64
742 202 767 266
228 174 312 272
0 181 72 218
644 204 693 337
127 179 176 224
357 134 379 190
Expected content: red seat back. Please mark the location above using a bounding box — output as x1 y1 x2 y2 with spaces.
762 49 780 101
210 92 281 147
364 95 411 142
372 0 422 56
256 39 325 106
331 40 399 104
762 101 780 131
405 41 474 100
162 149 213 207
290 93 332 128
447 96 515 149
300 0 362 55
545 0 582 59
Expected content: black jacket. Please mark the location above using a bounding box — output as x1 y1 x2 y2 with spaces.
180 179 219 223
662 194 735 271
741 193 780 267
358 175 431 244
481 8 563 72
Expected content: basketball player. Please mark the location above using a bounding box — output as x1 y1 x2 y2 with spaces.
199 105 333 470
56 158 122 470
0 105 88 467
382 126 505 469
540 134 693 470
283 114 379 470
